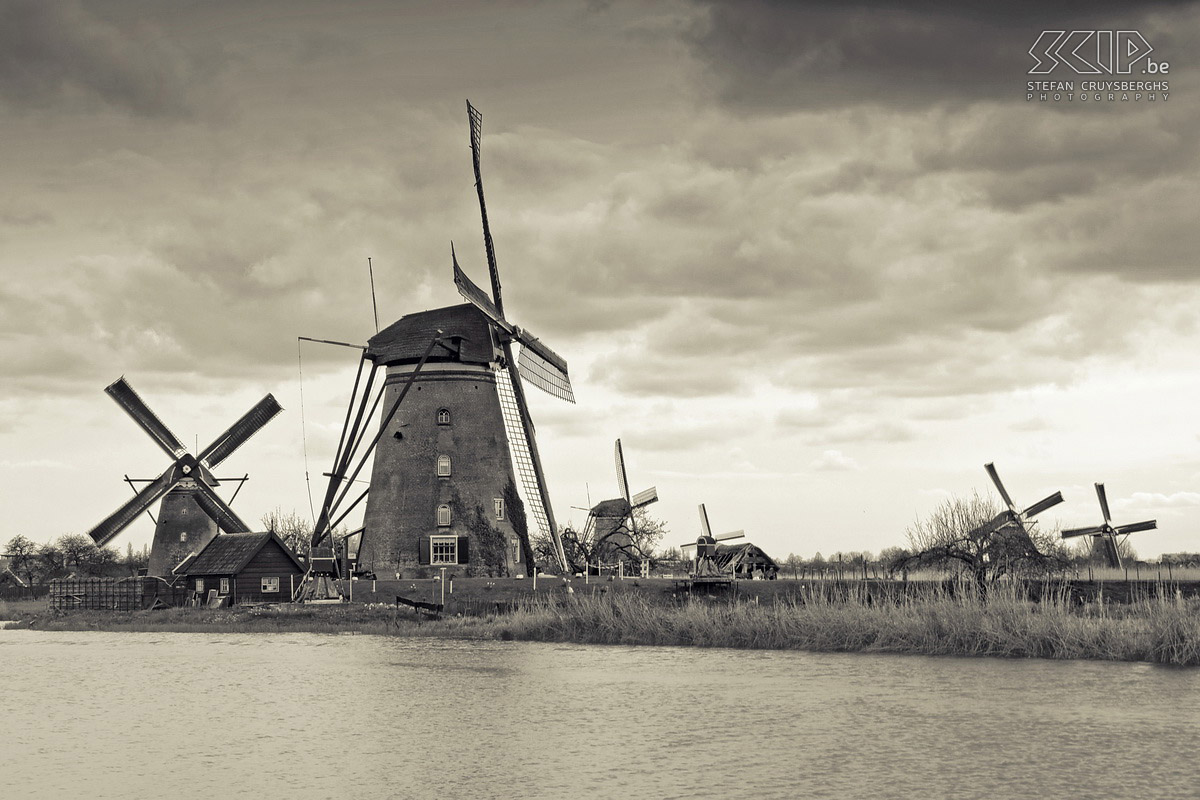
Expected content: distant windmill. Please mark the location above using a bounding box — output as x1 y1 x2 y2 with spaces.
980 462 1064 546
86 377 282 575
573 439 659 566
1061 483 1156 568
680 504 745 580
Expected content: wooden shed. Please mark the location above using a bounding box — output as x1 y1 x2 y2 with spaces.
713 543 779 580
173 531 305 605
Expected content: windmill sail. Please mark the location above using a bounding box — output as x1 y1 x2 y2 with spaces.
494 369 554 549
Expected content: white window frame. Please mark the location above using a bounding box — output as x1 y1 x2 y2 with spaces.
261 576 280 593
219 577 230 595
430 535 458 565
494 497 505 520
437 504 452 527
437 455 451 477
437 408 451 425
195 578 205 593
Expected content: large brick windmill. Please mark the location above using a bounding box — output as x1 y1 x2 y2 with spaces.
355 102 574 576
86 377 282 575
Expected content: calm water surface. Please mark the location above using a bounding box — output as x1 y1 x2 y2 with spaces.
1 630 1198 799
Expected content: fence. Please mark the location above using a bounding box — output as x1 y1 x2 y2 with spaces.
48 577 191 611
0 585 49 602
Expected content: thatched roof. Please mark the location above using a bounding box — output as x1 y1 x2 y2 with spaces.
367 304 497 367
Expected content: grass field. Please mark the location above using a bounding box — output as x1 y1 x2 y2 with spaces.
7 578 1200 665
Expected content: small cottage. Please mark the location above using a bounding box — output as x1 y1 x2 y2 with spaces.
173 531 305 605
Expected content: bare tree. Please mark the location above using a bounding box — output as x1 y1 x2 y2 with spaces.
904 491 1067 585
261 507 314 555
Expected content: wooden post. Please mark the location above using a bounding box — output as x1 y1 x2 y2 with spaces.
440 568 446 605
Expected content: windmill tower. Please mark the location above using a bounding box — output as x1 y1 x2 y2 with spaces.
86 377 282 575
1062 483 1156 568
356 102 575 576
576 439 659 566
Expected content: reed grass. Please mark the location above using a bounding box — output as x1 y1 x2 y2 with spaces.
8 583 1199 665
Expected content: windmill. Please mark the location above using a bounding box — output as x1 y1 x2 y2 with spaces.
979 462 1064 548
570 439 659 568
354 102 573 578
680 504 745 580
450 99 575 571
86 377 282 575
1061 483 1156 569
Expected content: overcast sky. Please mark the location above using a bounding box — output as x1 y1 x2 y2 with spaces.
3 0 1199 561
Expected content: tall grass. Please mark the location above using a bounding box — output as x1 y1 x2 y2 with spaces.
9 584 1199 665
491 582 1200 665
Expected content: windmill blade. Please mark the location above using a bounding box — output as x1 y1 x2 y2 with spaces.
715 530 745 542
86 467 180 547
467 100 503 309
1095 483 1112 524
699 504 712 538
198 394 283 469
190 480 252 533
517 334 575 403
631 486 658 509
614 439 631 503
105 377 188 459
1022 491 1064 519
453 249 514 334
984 462 1016 512
1061 525 1106 539
1116 519 1157 535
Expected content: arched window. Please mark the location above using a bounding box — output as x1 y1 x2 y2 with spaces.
436 408 451 426
437 504 452 527
437 455 452 477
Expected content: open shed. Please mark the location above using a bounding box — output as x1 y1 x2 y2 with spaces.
713 543 779 579
173 531 305 605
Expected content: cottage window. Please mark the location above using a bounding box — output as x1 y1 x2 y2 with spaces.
430 535 458 565
195 578 205 593
261 577 280 593
437 455 452 477
437 504 452 527
219 578 230 595
494 497 505 520
437 408 451 426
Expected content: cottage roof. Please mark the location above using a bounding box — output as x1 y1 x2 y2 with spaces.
367 304 497 367
714 542 779 571
174 532 304 576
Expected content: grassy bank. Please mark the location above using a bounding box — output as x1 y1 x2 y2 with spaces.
7 583 1200 665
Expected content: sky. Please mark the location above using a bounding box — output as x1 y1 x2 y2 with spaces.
2 0 1199 561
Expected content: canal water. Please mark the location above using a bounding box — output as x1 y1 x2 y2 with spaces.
2 630 1198 799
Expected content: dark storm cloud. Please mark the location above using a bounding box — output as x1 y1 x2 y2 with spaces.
686 0 1196 110
0 1 196 116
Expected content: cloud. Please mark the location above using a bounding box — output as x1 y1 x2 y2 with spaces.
684 0 1195 111
0 1 197 116
810 449 861 471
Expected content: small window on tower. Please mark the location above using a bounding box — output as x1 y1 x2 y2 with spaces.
437 408 451 426
437 455 451 477
180 532 187 542
437 504 452 527
494 497 505 520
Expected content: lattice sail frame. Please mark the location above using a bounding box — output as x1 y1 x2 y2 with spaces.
494 367 553 547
